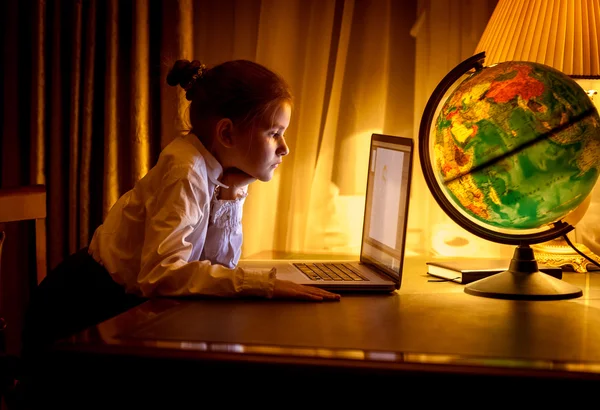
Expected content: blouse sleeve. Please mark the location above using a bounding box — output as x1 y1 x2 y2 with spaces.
136 168 276 298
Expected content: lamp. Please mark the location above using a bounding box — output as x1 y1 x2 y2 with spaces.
475 0 599 77
474 0 600 273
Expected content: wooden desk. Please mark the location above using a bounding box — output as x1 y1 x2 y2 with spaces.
29 255 600 406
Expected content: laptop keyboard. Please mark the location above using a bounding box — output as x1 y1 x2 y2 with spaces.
293 263 368 281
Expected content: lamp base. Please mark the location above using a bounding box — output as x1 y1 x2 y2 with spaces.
464 244 582 300
532 237 600 273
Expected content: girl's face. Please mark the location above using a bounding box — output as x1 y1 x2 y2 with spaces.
233 102 291 182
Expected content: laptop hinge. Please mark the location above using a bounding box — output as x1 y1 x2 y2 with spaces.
359 261 399 286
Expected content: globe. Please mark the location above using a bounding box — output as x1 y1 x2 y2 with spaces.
435 59 600 231
419 52 600 300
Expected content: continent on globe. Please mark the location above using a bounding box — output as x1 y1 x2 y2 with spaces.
434 60 600 230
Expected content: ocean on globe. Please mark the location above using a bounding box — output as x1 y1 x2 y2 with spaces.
434 60 600 230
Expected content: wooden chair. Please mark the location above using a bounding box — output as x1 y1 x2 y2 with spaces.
0 185 47 409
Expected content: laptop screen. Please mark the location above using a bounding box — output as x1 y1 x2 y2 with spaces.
360 134 413 279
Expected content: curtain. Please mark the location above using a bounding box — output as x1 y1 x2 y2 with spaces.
411 0 507 258
247 0 419 256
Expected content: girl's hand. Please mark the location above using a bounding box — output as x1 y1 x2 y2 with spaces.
271 279 341 301
218 168 256 200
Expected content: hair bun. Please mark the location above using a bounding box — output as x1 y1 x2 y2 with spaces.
166 59 191 87
167 59 207 100
167 59 206 87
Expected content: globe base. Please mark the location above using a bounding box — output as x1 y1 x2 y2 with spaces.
464 244 583 300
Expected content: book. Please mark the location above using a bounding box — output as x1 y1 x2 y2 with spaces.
426 258 563 284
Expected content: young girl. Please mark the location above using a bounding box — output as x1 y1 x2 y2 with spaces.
22 58 340 357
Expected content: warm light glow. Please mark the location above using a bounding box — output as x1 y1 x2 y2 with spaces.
475 0 600 78
430 222 513 258
303 129 382 256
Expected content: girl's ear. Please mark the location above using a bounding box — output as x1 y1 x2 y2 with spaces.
215 118 235 148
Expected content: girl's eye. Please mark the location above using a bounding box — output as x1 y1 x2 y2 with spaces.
270 132 283 138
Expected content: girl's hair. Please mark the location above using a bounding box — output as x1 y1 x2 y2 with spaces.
166 59 293 134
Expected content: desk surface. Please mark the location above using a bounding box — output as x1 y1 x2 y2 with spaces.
52 254 600 385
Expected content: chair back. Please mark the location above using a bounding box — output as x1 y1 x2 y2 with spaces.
0 185 47 284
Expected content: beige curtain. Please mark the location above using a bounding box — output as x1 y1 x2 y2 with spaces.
411 0 510 258
245 0 419 256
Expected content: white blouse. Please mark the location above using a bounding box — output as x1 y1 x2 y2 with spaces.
88 133 276 298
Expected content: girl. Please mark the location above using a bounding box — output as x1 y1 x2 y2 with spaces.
23 58 340 357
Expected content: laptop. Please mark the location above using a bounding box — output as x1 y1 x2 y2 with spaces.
238 133 414 292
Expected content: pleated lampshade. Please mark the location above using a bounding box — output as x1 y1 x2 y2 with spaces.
475 0 600 78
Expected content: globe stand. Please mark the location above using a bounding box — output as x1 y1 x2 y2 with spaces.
464 244 583 300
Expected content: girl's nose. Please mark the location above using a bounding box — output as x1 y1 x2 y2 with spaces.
278 137 289 156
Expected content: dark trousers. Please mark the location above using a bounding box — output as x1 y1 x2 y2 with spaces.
21 247 145 358
14 248 144 409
